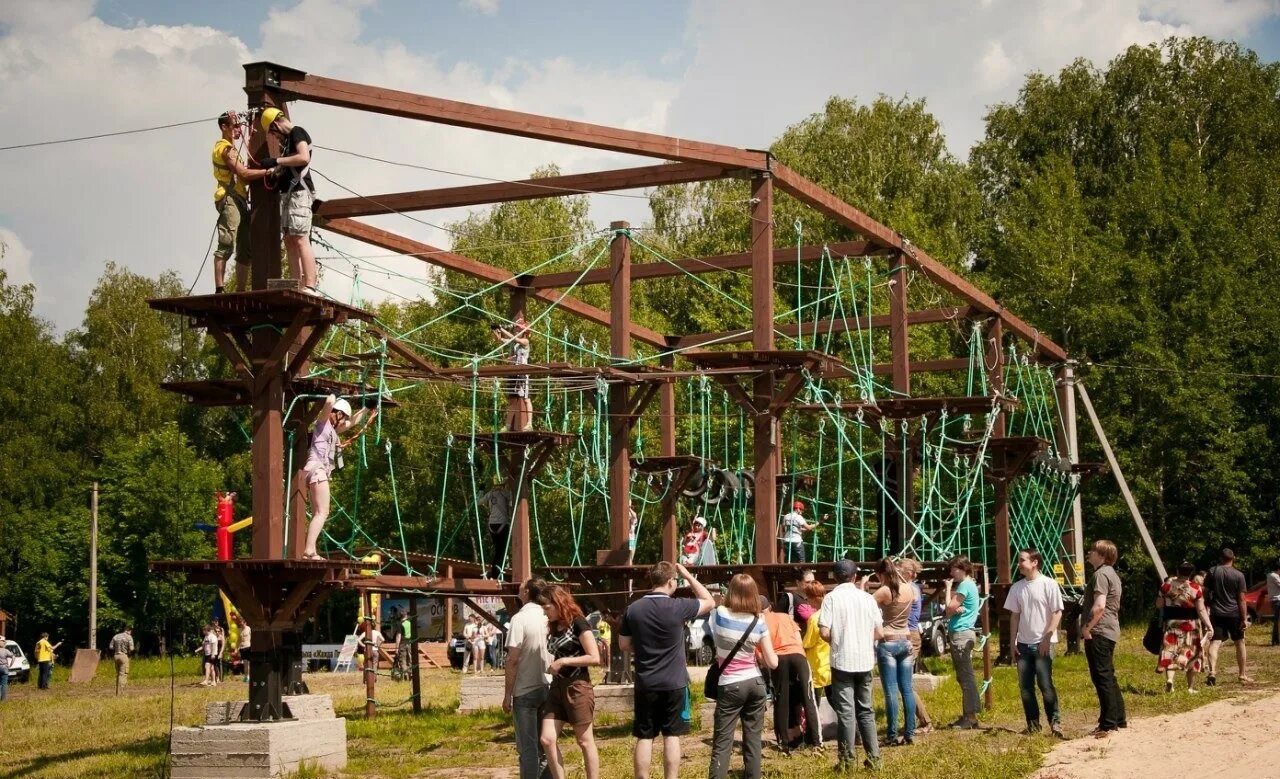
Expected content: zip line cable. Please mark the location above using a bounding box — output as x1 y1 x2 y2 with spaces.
0 117 215 151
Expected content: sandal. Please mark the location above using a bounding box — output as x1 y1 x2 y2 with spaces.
1238 675 1255 684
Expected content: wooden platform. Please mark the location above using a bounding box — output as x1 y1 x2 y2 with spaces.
793 395 1017 419
149 288 374 328
160 377 397 408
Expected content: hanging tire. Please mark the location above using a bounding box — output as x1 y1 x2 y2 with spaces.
681 467 709 498
737 469 755 502
717 468 741 503
699 469 725 505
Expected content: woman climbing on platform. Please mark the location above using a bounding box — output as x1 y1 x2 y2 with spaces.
492 316 533 431
301 394 376 560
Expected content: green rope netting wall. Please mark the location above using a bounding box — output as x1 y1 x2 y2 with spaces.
275 224 1078 592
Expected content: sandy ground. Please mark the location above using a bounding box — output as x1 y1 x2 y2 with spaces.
1034 691 1280 779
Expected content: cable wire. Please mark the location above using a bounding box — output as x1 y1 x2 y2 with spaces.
0 117 215 151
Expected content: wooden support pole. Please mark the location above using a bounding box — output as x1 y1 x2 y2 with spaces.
750 173 779 565
1057 361 1085 583
1076 382 1167 581
251 363 285 559
659 355 678 563
363 591 376 719
443 565 454 644
887 253 912 553
288 411 311 560
409 596 422 714
987 318 1013 664
607 222 633 561
981 565 993 711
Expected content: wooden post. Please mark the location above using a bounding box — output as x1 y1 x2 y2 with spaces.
363 591 376 719
750 173 779 565
888 253 911 553
509 446 533 586
251 364 285 559
987 317 1012 664
608 221 633 560
444 565 455 644
409 596 422 714
244 65 284 291
1057 361 1085 583
659 353 678 563
288 411 311 559
89 482 98 650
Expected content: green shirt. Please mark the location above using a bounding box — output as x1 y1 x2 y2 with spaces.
400 618 412 641
948 578 980 633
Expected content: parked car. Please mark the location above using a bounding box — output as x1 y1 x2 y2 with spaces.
1243 581 1276 623
918 599 950 657
686 615 715 667
5 640 30 683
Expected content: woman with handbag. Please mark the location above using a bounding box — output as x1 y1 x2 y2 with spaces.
1155 561 1213 693
707 574 778 779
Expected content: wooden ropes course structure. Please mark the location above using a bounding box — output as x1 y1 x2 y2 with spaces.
150 61 1086 721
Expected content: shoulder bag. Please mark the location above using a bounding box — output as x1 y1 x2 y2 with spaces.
704 613 759 701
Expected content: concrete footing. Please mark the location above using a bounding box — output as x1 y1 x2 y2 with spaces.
171 695 347 779
457 675 633 714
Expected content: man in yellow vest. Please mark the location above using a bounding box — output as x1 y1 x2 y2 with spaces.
34 632 61 690
211 112 270 293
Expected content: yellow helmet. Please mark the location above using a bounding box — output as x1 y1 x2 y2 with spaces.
259 107 283 132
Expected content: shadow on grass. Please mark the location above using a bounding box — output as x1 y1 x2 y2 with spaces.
3 734 169 778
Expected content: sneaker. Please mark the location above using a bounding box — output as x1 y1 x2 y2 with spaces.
949 718 979 730
1050 724 1066 739
1187 687 1199 694
1165 680 1174 693
915 723 933 734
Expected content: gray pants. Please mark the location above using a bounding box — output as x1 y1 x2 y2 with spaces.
512 686 550 779
949 629 980 721
709 676 767 779
829 669 878 766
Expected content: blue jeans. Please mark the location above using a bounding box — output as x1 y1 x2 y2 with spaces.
512 686 551 779
830 669 879 765
0 669 8 700
876 639 916 741
1016 642 1059 727
38 661 52 689
783 541 805 563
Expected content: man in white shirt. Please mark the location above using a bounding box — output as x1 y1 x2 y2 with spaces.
779 501 819 563
503 578 552 779
1004 549 1064 737
819 559 883 772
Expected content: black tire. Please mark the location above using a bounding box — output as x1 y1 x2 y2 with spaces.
931 626 947 657
718 468 741 503
696 641 715 667
16 670 28 683
699 469 725 505
681 467 709 498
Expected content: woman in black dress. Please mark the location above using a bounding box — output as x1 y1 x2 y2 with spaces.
538 585 601 779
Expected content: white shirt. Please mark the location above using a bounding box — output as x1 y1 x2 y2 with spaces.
780 511 806 543
818 582 882 673
1003 575 1064 645
1267 571 1280 601
506 602 550 697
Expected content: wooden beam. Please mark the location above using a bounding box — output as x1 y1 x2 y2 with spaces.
316 162 726 219
527 239 882 289
275 69 768 169
675 306 965 350
607 222 633 562
770 162 1068 362
870 358 970 375
750 173 778 566
322 218 668 348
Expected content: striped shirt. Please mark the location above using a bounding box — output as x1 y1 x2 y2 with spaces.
708 606 768 686
818 583 882 673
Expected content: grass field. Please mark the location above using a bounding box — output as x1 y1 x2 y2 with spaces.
2 628 1276 778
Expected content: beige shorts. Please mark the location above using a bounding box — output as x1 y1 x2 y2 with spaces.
214 195 251 261
281 189 314 237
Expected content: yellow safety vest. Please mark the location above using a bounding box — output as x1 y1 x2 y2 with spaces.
211 139 248 203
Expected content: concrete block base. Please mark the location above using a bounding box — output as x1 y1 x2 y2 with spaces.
171 712 346 778
458 677 634 714
205 694 337 725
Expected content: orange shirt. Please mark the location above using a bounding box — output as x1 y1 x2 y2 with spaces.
764 611 804 656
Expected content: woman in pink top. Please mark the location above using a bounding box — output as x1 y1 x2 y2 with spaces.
301 394 375 559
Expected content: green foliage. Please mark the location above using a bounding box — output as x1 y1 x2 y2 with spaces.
971 37 1280 588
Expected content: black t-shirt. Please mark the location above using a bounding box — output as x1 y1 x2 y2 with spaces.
547 616 594 682
279 125 315 192
619 594 701 691
1205 565 1247 618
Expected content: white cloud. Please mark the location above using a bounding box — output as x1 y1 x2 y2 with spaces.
0 228 36 292
461 0 500 16
0 0 673 330
664 0 1278 160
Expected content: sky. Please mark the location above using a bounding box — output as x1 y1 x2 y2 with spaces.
2 0 1278 332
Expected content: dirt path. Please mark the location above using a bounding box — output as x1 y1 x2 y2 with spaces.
1034 691 1280 779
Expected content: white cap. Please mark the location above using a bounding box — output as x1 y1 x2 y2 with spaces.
332 398 353 418
693 516 707 527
